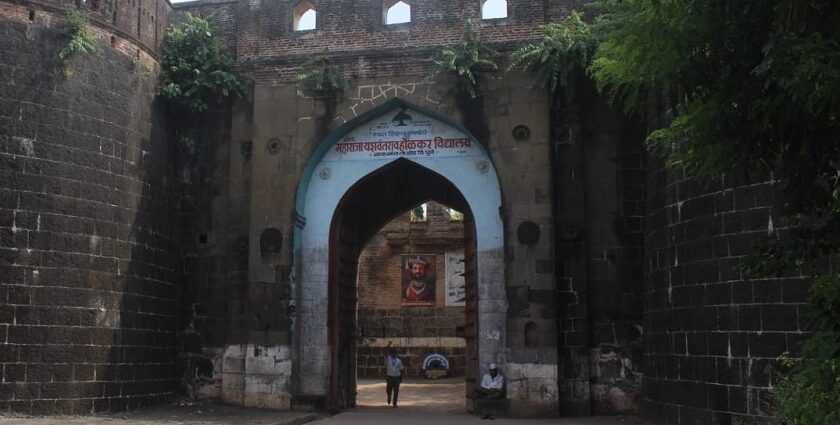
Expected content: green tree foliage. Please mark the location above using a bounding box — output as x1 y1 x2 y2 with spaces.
410 204 426 222
160 14 241 113
59 6 102 78
508 11 596 93
295 56 349 94
590 1 840 225
775 275 840 425
428 20 499 98
588 1 840 423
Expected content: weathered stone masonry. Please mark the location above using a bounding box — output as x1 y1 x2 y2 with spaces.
356 202 466 379
643 165 811 425
0 0 177 414
0 0 814 422
172 0 566 415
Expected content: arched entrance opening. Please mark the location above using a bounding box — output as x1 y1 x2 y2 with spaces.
293 99 505 413
328 159 475 409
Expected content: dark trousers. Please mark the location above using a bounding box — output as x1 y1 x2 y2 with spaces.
475 386 503 399
474 387 503 418
386 375 401 406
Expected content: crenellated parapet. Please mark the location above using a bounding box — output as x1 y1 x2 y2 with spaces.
173 0 580 84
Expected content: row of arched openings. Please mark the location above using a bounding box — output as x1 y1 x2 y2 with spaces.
293 0 508 31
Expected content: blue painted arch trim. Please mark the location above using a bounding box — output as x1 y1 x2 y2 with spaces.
293 97 498 224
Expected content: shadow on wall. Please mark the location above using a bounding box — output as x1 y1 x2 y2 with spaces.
0 10 180 413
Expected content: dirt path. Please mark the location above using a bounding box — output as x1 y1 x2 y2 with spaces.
356 378 465 412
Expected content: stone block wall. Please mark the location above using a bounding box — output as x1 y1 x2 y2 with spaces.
356 308 466 379
480 74 558 417
0 2 177 414
220 345 292 409
358 307 465 339
0 0 815 420
579 82 646 414
507 362 560 417
357 341 466 379
177 0 578 85
172 1 567 416
12 0 173 55
176 70 558 412
550 77 646 415
356 202 466 378
357 202 465 310
643 163 811 424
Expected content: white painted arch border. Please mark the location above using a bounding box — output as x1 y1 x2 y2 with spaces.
292 98 507 396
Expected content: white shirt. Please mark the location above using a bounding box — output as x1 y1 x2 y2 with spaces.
386 355 404 377
481 372 504 390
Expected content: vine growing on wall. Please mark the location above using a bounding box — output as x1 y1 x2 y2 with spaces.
159 14 243 147
59 6 102 79
508 11 596 94
588 1 840 423
295 56 349 95
427 20 499 99
427 20 498 145
295 56 348 141
160 14 242 114
774 274 840 425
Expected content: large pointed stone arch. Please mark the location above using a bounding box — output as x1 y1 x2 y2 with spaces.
292 98 506 400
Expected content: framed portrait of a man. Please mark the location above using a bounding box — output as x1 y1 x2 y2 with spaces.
401 254 436 306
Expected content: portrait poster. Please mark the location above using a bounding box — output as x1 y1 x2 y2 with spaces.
401 254 436 306
445 252 466 306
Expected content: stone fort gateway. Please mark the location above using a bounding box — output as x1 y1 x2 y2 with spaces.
0 0 810 424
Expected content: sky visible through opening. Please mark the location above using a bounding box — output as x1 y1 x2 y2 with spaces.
298 9 315 30
386 1 410 24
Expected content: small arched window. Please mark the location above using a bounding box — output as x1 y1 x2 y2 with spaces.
293 1 317 31
384 0 411 25
481 0 507 20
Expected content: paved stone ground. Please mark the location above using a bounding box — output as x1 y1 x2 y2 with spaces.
313 410 638 425
0 402 318 425
346 378 639 424
356 378 466 412
0 379 639 425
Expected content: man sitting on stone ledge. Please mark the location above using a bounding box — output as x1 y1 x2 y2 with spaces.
475 363 505 419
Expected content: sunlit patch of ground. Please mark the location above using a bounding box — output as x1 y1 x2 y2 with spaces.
355 378 466 413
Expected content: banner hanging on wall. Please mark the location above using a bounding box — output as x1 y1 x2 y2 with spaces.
324 108 480 163
402 254 436 306
445 251 466 306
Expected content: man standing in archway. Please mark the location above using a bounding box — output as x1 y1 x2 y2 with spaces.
385 348 404 407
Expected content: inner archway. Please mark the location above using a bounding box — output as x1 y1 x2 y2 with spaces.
355 200 469 411
292 99 505 412
329 160 473 409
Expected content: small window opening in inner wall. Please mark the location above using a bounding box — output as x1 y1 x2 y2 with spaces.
481 0 507 19
410 203 427 222
384 0 410 25
293 1 316 31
